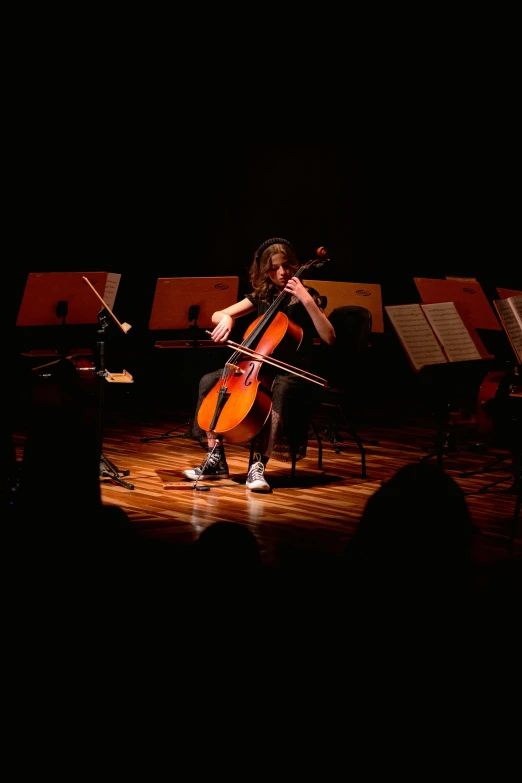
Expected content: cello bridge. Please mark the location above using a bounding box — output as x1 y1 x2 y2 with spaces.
225 362 244 374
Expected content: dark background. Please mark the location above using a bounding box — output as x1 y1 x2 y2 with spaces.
6 13 520 422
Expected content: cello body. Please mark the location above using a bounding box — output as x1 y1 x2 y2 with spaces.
197 311 303 444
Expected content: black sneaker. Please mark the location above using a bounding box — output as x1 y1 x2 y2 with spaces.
246 454 270 492
183 451 229 481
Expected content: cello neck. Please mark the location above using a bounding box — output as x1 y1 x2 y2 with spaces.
244 262 309 349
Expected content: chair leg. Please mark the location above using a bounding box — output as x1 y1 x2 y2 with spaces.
315 405 367 478
346 422 367 478
309 420 323 470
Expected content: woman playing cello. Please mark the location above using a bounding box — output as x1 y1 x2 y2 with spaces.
182 237 335 491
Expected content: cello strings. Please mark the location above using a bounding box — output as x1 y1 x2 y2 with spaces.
220 256 314 380
212 334 327 386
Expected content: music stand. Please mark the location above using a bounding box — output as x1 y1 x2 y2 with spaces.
16 271 112 328
496 288 522 300
142 276 239 443
414 277 501 331
16 271 110 358
148 276 239 332
16 271 134 489
411 280 499 465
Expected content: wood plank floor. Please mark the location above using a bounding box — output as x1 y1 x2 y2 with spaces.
60 400 521 574
9 389 521 678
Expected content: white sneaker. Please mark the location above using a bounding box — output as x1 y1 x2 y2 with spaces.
246 455 270 492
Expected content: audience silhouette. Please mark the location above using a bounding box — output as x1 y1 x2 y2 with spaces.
339 461 479 653
1 415 18 512
194 521 262 576
9 368 139 624
189 520 266 628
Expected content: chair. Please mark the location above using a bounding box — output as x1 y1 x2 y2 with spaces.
248 305 373 480
306 305 374 478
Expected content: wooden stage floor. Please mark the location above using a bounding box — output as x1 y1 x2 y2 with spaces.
87 401 521 572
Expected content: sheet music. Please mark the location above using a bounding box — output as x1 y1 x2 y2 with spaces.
494 297 522 363
103 273 121 311
508 294 522 329
385 304 448 371
421 302 482 362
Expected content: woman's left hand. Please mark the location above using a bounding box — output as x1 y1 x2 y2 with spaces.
284 276 312 304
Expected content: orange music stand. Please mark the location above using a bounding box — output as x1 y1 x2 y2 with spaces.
16 271 114 361
143 276 239 444
148 276 239 331
414 277 501 331
496 287 522 300
16 271 110 327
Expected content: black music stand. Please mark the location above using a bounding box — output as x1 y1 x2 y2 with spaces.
142 276 239 444
94 310 133 489
458 371 521 546
403 283 499 466
80 276 134 489
418 360 495 468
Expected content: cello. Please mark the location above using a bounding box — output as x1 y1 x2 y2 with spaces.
197 246 330 444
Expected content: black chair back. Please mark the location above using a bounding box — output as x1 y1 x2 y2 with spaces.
320 305 372 390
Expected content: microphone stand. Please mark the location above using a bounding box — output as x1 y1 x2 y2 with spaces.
80 275 134 490
96 309 134 489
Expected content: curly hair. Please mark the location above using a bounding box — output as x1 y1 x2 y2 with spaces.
248 241 300 301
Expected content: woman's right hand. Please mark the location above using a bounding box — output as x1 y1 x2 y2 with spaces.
210 314 234 342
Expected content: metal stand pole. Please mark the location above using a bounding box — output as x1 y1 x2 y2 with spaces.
96 311 134 490
140 418 197 443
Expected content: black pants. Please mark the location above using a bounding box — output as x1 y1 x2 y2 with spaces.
191 368 319 462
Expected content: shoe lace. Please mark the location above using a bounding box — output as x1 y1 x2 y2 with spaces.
203 450 222 469
249 457 265 480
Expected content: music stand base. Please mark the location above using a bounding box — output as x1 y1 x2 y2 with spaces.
421 429 487 468
459 453 511 478
141 418 199 443
100 454 134 489
463 453 520 547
